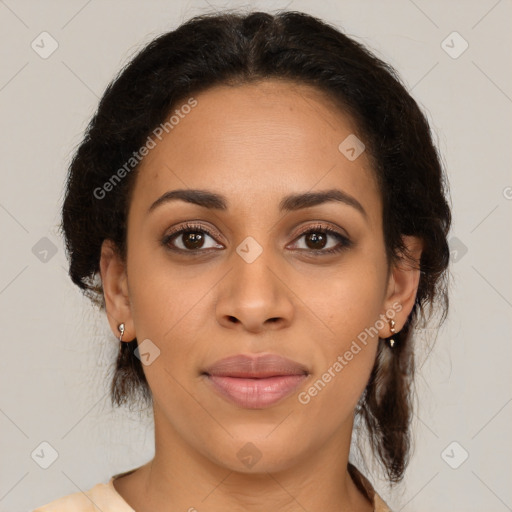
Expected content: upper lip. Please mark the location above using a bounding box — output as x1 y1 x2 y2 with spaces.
203 353 309 378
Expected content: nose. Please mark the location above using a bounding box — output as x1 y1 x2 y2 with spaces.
215 248 294 333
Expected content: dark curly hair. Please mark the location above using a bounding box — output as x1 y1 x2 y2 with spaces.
60 10 451 484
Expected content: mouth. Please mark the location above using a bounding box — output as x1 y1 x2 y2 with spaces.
202 353 309 409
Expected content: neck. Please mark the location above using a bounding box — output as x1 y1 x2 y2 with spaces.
115 404 373 512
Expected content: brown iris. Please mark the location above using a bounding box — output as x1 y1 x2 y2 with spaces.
182 232 205 250
305 232 327 250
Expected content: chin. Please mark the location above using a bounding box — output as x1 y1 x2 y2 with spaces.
201 429 308 475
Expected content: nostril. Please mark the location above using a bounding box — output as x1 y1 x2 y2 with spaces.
228 316 239 323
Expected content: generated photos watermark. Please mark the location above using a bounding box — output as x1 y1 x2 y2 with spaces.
297 301 403 405
93 97 198 200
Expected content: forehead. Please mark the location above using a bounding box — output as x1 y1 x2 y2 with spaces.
129 79 381 225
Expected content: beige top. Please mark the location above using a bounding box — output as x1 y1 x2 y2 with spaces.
33 463 392 511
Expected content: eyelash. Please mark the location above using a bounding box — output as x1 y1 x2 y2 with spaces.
161 222 352 256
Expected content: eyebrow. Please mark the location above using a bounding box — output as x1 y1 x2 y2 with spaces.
147 188 368 220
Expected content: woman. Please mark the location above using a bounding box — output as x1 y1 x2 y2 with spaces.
34 10 450 512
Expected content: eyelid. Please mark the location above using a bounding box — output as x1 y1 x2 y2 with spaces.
291 221 350 240
165 221 224 243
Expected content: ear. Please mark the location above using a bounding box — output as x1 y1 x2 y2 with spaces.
99 239 135 342
379 235 423 337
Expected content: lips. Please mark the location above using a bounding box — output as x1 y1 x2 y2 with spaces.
202 354 309 409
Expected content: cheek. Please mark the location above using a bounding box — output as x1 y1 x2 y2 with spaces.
126 243 205 337
305 258 387 342
125 256 209 410
298 259 385 401
296 269 384 404
125 248 218 393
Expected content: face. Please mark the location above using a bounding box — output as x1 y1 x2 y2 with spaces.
101 79 419 474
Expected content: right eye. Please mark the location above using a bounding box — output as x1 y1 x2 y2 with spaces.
162 223 224 253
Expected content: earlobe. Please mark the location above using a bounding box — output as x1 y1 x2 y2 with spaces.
381 235 423 335
99 239 135 342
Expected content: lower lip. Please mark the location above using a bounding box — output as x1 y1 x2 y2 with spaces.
205 374 307 409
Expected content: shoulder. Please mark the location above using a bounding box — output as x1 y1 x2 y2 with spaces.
32 478 134 512
32 488 96 511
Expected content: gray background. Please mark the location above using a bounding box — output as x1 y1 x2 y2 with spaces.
1 0 511 510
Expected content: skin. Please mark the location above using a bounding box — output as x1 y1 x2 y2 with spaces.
100 79 422 512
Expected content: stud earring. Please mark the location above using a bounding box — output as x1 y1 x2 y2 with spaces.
118 323 125 342
388 319 396 348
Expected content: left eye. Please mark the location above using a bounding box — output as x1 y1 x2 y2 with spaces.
289 228 349 253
